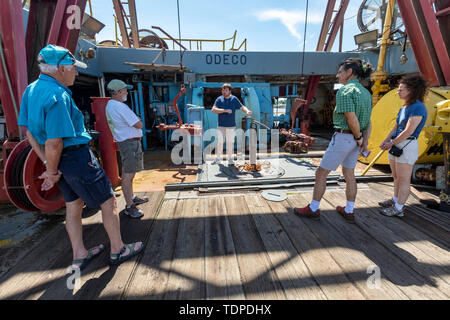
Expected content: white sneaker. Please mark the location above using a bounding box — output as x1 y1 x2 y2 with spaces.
380 206 405 217
379 199 395 208
227 158 235 166
212 157 222 165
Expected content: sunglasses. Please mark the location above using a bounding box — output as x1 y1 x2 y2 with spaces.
56 50 76 67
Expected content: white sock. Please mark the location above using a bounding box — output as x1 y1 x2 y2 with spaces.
309 200 320 212
132 195 136 200
345 201 355 214
393 197 398 203
395 203 404 211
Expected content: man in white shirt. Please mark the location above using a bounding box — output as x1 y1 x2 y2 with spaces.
106 80 148 218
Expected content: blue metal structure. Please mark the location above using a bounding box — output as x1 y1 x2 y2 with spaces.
71 38 421 158
75 39 419 78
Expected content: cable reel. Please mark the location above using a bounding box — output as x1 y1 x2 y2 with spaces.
3 140 65 213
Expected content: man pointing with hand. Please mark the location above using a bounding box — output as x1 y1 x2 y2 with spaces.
211 83 252 165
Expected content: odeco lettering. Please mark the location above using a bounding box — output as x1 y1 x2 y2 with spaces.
206 54 247 65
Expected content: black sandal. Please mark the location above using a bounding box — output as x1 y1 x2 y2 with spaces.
71 244 105 271
109 242 144 266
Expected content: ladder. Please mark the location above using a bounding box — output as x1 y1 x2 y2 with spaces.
319 0 349 52
112 0 140 48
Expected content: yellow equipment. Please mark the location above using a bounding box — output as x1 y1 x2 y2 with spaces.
361 87 450 165
370 0 395 106
425 99 450 134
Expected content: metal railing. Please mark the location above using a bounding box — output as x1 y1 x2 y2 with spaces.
104 20 247 51
161 30 247 51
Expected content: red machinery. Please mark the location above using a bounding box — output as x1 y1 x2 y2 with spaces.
156 85 202 135
397 0 450 87
293 0 349 136
91 97 121 188
0 0 87 212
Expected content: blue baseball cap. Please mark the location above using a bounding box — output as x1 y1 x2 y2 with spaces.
38 45 87 69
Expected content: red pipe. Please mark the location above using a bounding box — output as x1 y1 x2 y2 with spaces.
0 0 28 140
173 85 186 125
398 0 441 86
91 97 121 188
419 0 450 86
0 0 29 204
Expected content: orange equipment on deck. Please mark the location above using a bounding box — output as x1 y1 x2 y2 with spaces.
156 85 203 135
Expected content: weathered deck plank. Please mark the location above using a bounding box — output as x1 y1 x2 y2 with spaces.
325 191 450 299
286 193 409 300
163 198 206 300
353 191 450 270
204 197 245 300
38 192 163 300
0 198 113 300
368 183 450 228
319 191 447 300
244 195 327 300
124 198 181 299
224 196 286 300
97 191 165 299
264 199 365 299
1 183 449 300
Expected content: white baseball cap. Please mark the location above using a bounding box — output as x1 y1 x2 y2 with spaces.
107 79 133 92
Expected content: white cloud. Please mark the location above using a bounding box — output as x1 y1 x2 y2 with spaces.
255 9 323 42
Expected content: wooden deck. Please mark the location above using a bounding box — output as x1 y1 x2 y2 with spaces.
0 182 449 300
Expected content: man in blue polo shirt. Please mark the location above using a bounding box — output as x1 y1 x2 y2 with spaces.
18 45 143 271
211 83 252 165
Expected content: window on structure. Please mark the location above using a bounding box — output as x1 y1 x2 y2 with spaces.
202 87 243 110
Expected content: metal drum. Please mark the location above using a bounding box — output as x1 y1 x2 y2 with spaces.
23 147 65 212
3 139 65 213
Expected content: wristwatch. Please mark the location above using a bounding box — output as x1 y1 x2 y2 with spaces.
354 134 363 141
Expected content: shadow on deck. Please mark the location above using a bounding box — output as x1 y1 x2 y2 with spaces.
0 183 449 300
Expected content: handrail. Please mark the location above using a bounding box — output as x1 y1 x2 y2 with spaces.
110 16 247 51
161 30 247 51
152 25 188 51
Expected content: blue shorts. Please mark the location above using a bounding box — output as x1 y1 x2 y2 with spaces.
57 144 114 208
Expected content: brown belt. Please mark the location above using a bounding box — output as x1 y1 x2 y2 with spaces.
127 137 141 141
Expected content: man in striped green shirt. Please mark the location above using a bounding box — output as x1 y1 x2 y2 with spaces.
295 58 374 223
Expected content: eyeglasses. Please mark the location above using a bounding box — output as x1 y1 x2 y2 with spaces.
56 50 76 67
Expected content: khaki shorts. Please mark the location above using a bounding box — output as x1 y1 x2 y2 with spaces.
118 139 144 174
388 139 419 165
320 132 360 171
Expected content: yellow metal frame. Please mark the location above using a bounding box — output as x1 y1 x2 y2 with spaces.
371 0 396 105
424 99 450 133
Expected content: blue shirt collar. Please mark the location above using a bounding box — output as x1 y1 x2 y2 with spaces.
38 74 73 96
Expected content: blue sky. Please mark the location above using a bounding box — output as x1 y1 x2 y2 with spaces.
89 0 364 52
